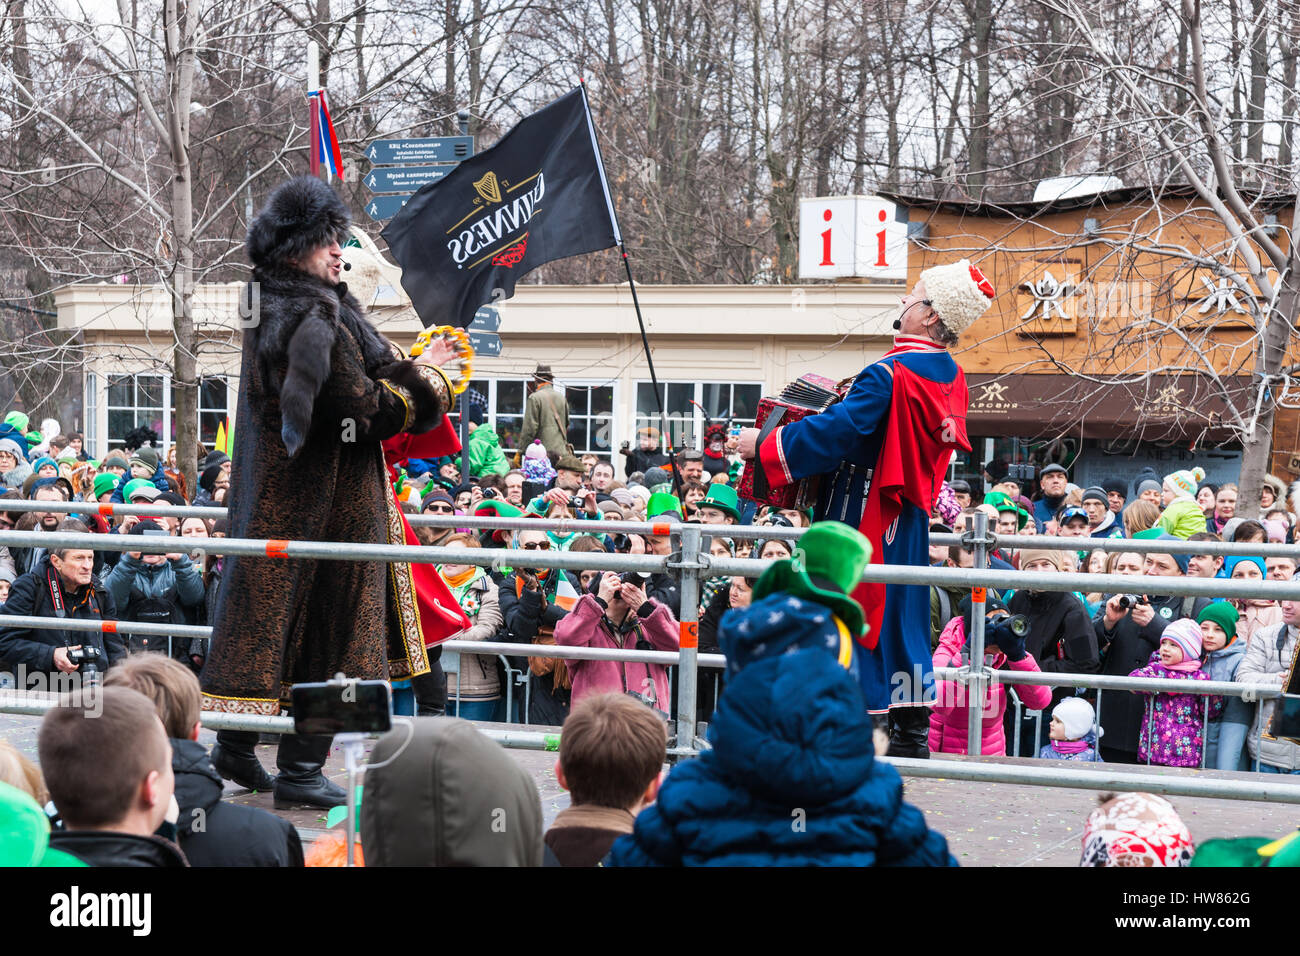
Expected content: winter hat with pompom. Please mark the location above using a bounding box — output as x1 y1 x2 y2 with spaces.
1164 466 1206 499
1052 697 1100 742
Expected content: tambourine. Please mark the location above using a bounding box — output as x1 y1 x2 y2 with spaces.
409 325 474 394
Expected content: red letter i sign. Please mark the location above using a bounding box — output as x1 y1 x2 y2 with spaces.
820 208 833 266
875 209 888 266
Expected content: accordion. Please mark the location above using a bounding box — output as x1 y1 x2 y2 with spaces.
739 373 845 510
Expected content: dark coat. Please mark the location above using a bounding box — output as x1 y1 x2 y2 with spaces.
49 830 188 867
201 181 451 715
610 597 956 867
0 554 124 675
1007 587 1099 707
496 570 576 725
170 738 303 867
1094 591 1211 757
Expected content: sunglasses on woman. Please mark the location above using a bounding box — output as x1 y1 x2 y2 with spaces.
425 504 455 514
521 540 551 550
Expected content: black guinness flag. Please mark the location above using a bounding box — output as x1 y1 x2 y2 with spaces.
381 86 622 328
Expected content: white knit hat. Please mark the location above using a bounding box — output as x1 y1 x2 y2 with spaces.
918 259 996 335
1052 696 1102 742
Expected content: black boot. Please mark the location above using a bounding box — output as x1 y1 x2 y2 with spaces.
273 733 347 810
885 706 931 759
411 657 447 717
211 730 277 792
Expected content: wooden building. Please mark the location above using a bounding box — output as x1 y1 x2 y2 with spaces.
892 186 1296 491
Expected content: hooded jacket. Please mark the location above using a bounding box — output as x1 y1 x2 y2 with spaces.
1088 509 1124 539
1129 652 1218 767
103 553 205 647
170 737 302 867
609 594 955 867
468 425 509 477
1156 496 1208 539
360 717 543 866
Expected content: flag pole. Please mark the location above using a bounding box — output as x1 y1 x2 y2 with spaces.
307 40 321 178
578 80 682 497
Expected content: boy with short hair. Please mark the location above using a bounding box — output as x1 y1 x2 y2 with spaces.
545 693 666 866
104 655 303 866
40 686 187 866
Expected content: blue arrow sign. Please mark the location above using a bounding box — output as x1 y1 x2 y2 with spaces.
364 136 474 165
364 194 414 221
469 306 500 333
364 165 450 194
468 331 502 357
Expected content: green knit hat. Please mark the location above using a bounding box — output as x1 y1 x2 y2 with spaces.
92 472 118 500
3 411 29 433
752 521 872 637
1198 602 1240 644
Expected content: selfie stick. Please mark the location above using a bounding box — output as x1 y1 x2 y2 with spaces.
337 732 367 867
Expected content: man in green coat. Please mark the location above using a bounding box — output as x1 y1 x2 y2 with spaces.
518 364 569 465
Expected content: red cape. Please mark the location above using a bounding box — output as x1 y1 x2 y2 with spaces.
854 362 969 649
383 419 470 646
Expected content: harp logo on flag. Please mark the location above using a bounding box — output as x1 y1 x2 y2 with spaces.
473 171 502 204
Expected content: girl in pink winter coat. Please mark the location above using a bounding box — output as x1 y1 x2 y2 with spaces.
929 598 1053 756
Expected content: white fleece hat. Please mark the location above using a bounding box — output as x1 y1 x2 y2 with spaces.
918 259 996 335
1052 696 1101 742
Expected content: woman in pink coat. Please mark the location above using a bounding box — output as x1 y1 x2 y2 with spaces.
555 571 680 713
929 600 1052 756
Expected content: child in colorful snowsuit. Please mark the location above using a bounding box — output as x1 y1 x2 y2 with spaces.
1038 696 1104 761
1128 618 1221 767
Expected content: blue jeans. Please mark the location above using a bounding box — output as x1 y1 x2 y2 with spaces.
1256 762 1300 775
451 698 504 722
1206 720 1251 772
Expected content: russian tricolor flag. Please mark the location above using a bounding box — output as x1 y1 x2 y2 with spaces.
309 89 345 181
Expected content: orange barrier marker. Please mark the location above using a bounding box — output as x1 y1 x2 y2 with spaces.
680 621 698 649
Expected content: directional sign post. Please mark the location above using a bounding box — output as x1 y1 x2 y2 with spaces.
364 165 450 194
468 331 502 357
469 306 500 333
364 194 414 222
363 136 474 166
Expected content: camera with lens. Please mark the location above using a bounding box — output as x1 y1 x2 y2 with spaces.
1116 593 1146 610
985 612 1030 647
65 645 103 680
620 570 650 588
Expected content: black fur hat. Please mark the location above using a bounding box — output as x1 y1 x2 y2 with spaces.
246 176 350 270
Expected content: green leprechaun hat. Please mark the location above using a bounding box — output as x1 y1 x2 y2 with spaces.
646 492 684 521
697 483 740 520
473 498 523 544
752 521 872 637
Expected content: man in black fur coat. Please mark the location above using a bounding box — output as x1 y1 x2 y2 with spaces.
202 176 460 809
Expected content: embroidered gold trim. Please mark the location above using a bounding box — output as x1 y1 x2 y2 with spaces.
383 466 431 679
201 693 282 716
415 364 456 414
380 379 415 433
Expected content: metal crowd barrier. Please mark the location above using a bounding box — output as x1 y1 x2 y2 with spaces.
4 512 1300 802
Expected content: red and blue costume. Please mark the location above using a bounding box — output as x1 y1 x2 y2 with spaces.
757 336 970 711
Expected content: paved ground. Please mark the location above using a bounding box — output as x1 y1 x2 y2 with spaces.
4 710 1297 865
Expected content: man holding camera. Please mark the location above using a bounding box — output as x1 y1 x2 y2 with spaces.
0 518 124 681
1093 533 1211 764
555 569 680 714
